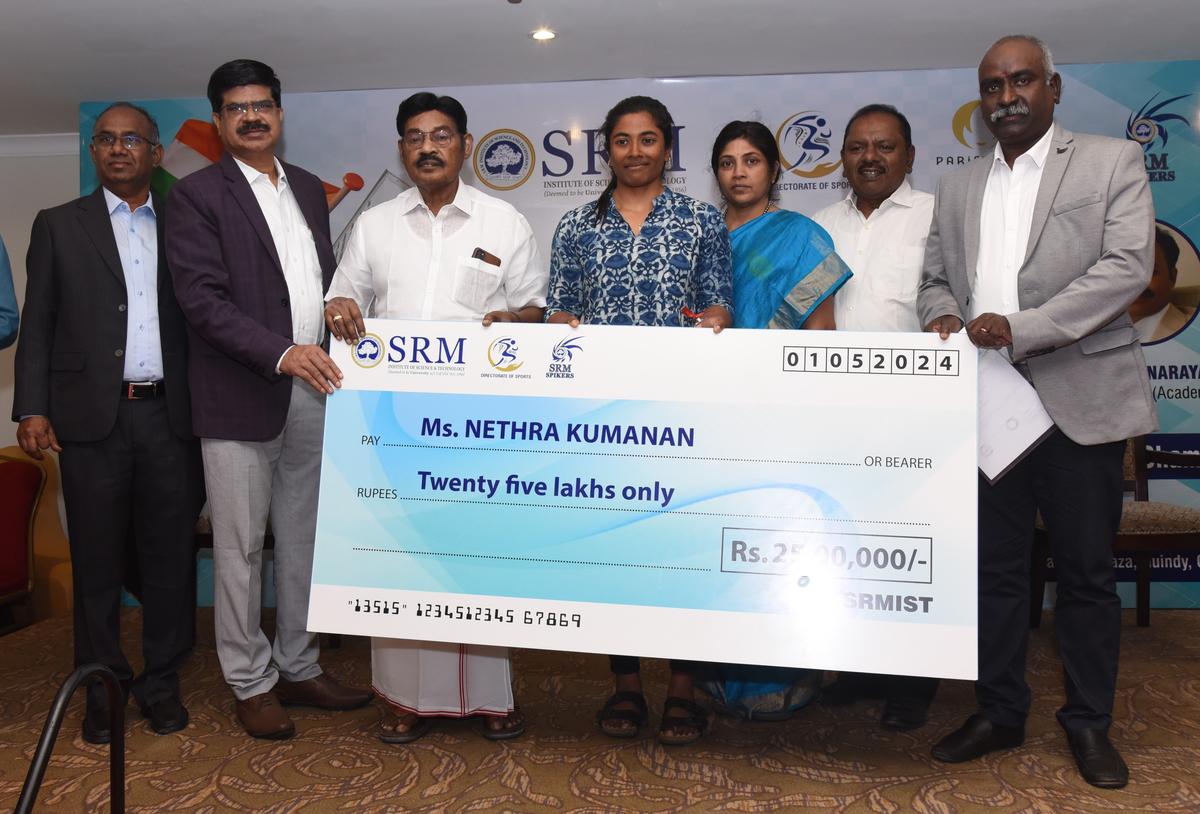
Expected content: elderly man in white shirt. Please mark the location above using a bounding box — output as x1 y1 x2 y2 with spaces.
811 103 940 731
325 92 547 744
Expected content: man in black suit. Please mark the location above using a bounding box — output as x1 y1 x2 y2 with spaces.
12 102 203 744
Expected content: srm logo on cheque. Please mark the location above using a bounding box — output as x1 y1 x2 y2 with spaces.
356 333 466 366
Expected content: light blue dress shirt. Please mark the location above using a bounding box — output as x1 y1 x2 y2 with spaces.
0 235 17 349
103 188 163 381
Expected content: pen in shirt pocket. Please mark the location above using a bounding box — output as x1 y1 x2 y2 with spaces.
472 247 502 267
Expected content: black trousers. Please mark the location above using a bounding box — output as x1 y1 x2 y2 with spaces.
59 396 202 708
977 429 1123 731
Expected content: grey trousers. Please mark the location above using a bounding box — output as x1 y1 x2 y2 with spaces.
202 379 325 700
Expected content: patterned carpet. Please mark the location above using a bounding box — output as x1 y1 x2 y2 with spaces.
0 609 1197 812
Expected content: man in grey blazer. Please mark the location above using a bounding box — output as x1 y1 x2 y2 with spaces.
918 35 1156 789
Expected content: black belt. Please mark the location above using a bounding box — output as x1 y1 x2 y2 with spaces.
122 381 164 400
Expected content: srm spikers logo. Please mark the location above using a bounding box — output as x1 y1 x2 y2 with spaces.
776 111 841 178
1127 93 1192 183
546 335 583 379
474 129 536 191
487 336 524 373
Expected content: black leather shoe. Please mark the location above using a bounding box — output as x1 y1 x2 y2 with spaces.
1067 728 1128 789
82 701 112 745
881 695 930 731
140 698 189 735
932 714 1024 762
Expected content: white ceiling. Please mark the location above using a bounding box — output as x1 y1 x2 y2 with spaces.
2 0 1199 136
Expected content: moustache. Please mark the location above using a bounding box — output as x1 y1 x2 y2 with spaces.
416 153 444 166
990 102 1030 122
237 121 271 135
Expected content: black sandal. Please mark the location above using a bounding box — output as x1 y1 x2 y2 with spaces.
597 690 648 738
481 705 526 741
658 697 708 746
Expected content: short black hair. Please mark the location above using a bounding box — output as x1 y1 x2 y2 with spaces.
207 59 282 112
395 92 468 136
94 102 160 145
842 104 914 150
1156 226 1181 269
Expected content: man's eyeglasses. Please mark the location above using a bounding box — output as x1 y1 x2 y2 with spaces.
91 133 157 151
402 128 457 148
220 100 279 117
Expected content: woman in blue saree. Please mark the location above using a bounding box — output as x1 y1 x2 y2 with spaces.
699 121 852 719
715 120 850 331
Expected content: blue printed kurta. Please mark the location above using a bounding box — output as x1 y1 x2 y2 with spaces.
547 187 733 326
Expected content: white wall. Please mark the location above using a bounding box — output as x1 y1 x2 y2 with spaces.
0 141 79 425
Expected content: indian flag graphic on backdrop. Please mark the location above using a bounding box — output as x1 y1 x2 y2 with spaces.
150 119 364 212
150 120 223 200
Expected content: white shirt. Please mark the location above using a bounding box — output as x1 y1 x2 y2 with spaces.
327 182 546 320
233 156 324 346
102 187 163 380
971 125 1055 320
811 179 933 332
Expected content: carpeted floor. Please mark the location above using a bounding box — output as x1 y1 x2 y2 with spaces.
0 609 1197 812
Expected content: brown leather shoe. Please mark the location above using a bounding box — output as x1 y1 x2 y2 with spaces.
236 692 295 740
274 673 372 711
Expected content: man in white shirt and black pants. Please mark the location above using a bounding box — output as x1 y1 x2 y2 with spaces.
812 103 940 732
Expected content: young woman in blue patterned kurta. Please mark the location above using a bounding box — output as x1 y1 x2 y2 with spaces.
546 104 732 331
546 189 732 326
546 96 732 746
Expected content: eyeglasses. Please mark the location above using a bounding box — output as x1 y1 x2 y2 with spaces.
220 99 279 117
91 133 157 151
402 128 457 148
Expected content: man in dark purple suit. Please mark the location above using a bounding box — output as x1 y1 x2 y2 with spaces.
166 59 369 739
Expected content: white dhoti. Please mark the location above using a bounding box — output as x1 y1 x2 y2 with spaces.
371 638 513 717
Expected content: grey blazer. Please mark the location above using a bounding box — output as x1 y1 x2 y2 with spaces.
917 124 1158 446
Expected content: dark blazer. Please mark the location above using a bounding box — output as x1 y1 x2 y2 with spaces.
12 187 194 441
166 152 335 441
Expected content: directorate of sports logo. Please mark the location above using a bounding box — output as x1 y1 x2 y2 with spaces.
352 333 384 368
474 129 536 191
952 101 991 149
487 336 524 372
775 111 841 179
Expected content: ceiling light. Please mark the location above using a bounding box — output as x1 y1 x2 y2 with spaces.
531 28 556 41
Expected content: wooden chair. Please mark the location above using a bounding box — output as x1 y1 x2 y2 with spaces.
0 453 47 633
1031 435 1200 627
